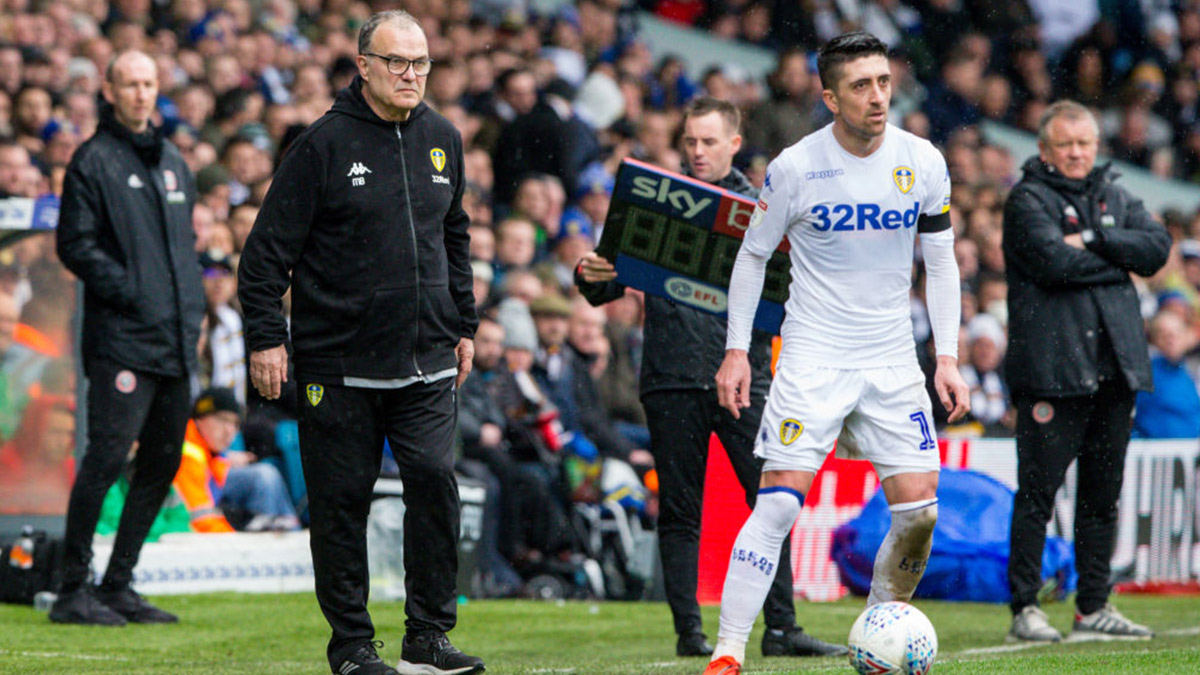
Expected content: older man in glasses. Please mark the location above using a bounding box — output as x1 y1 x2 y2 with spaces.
238 10 482 675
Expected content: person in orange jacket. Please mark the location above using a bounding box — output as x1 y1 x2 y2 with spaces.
173 387 299 532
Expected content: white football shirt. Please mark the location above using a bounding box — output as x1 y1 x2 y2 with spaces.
740 123 952 369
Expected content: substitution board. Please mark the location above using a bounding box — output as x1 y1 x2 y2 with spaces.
596 158 790 333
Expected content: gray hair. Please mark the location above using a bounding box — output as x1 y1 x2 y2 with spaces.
357 10 422 55
1037 100 1100 144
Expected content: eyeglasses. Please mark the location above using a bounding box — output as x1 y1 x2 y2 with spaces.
362 53 433 77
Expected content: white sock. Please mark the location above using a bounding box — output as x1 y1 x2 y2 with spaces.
867 498 938 606
714 488 805 660
712 636 745 666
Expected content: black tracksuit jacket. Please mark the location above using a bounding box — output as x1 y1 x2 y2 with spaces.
56 107 204 376
1003 158 1171 397
239 77 478 383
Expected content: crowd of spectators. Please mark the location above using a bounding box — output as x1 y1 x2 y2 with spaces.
4 0 1200 591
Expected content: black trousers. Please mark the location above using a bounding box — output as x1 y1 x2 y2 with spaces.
298 377 460 664
61 359 190 591
1008 380 1134 616
643 389 796 637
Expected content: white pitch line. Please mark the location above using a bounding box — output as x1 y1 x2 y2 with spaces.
528 669 575 674
1163 626 1200 636
0 649 129 661
958 642 1057 655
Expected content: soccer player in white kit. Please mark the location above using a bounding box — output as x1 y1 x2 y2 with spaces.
702 32 970 675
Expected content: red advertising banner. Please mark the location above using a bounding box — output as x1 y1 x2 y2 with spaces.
697 437 970 603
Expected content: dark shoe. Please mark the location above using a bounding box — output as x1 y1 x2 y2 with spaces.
96 586 178 624
397 632 485 675
48 586 127 626
676 632 714 657
332 641 399 675
761 626 848 657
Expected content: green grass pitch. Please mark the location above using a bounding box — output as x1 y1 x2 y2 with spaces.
1 593 1197 674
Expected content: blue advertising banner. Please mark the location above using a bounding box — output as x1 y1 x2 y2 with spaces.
0 195 60 231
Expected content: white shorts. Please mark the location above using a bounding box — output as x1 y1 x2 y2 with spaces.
755 363 940 480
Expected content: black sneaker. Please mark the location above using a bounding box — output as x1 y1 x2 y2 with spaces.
96 586 178 624
761 626 849 657
676 632 714 656
332 641 399 675
48 586 127 626
397 632 485 675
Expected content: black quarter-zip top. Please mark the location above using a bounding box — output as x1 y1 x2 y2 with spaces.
239 76 478 383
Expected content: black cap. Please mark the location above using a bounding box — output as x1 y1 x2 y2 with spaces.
193 387 242 420
199 249 234 273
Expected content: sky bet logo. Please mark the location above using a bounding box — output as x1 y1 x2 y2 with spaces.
630 176 714 219
811 201 920 232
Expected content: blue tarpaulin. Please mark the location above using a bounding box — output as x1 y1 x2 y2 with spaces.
830 468 1077 603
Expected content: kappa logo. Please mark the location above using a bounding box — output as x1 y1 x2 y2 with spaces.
893 166 915 194
805 168 845 180
347 162 372 186
430 147 446 172
306 384 324 407
630 176 713 219
764 170 774 191
779 418 804 445
127 174 144 189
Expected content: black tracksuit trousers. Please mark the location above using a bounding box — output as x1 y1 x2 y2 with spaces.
61 359 190 591
297 376 461 667
643 389 797 637
1008 380 1134 616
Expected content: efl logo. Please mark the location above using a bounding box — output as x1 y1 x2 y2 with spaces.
664 276 727 311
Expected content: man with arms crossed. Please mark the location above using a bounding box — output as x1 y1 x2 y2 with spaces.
1003 100 1168 642
703 32 970 675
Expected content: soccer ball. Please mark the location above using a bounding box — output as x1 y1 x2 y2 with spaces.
847 601 938 675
